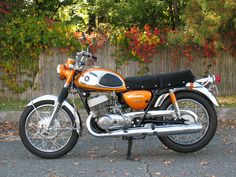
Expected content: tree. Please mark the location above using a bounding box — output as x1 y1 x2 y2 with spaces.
182 0 236 54
0 0 81 93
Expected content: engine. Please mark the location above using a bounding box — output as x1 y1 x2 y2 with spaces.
87 95 130 130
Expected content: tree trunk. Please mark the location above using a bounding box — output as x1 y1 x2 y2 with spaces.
88 13 96 32
87 0 96 33
168 1 175 30
168 0 180 30
172 0 180 28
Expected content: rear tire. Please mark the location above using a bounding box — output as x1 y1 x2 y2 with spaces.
19 100 79 159
158 92 217 153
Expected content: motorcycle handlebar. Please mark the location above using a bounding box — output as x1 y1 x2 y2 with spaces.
81 52 97 61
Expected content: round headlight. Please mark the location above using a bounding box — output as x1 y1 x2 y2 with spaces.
57 64 66 80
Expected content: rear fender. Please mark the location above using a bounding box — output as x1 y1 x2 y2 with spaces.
154 85 219 107
27 95 82 135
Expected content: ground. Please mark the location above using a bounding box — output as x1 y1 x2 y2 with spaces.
0 121 235 177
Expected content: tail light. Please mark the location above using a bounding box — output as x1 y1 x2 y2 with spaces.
215 74 221 84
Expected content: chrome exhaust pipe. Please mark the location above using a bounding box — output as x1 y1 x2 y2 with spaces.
124 110 198 122
86 112 202 138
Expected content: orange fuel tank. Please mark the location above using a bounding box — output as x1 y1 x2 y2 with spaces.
123 90 152 110
74 68 126 92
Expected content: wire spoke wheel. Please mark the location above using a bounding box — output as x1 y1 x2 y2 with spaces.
25 104 73 152
158 92 217 153
167 99 209 145
19 100 79 159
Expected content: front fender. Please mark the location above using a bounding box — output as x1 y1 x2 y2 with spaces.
154 85 219 107
27 95 82 135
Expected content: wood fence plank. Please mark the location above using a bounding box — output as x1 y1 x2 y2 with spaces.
0 44 235 100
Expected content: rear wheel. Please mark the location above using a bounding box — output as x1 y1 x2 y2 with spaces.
19 100 79 159
158 92 217 153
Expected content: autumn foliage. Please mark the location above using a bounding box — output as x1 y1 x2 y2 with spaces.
0 0 235 92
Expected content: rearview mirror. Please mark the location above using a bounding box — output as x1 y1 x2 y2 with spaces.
82 32 87 41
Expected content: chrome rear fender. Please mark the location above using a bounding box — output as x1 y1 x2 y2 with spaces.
154 83 219 108
27 95 82 134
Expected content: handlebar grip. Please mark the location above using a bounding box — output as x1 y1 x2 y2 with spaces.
82 52 91 58
81 52 97 61
92 55 97 61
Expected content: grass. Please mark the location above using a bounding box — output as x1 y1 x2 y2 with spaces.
0 99 28 111
217 95 236 107
0 98 84 111
0 95 235 111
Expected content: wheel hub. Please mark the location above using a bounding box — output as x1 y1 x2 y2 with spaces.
181 114 197 124
38 117 60 139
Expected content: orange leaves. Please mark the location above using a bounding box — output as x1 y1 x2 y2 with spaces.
74 32 109 54
204 42 216 58
124 24 161 63
73 32 82 39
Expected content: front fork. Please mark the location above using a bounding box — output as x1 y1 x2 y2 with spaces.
45 87 69 129
169 89 181 119
45 70 75 129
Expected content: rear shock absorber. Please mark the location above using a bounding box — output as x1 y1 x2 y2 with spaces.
169 89 181 119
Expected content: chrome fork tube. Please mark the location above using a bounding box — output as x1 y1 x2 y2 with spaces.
46 87 69 129
47 101 61 128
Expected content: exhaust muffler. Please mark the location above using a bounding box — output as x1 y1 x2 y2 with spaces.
86 112 202 137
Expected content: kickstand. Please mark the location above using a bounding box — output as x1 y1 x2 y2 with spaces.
127 137 133 160
123 135 145 160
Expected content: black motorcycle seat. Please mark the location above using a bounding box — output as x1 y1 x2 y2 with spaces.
125 70 195 90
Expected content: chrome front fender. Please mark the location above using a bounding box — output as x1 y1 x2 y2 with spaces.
27 95 81 134
154 84 219 107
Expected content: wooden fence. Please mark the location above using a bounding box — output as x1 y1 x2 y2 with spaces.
0 44 235 100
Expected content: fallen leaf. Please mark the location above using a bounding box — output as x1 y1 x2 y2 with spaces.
79 171 86 175
89 154 98 160
50 174 59 177
154 171 161 176
162 145 169 150
163 160 175 166
112 150 118 154
0 162 5 167
200 160 209 166
74 162 79 166
125 172 130 176
109 159 115 162
97 169 104 173
88 150 96 154
0 122 18 142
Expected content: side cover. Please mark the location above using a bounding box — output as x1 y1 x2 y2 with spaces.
123 90 152 110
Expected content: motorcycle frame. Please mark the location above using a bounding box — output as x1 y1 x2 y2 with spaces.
27 77 219 137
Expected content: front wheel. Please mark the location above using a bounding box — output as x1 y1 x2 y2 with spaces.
19 100 79 159
158 92 217 153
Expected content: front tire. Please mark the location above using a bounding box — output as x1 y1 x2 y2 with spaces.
19 100 79 159
158 92 217 153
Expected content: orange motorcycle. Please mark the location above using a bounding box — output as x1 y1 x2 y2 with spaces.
19 34 220 159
